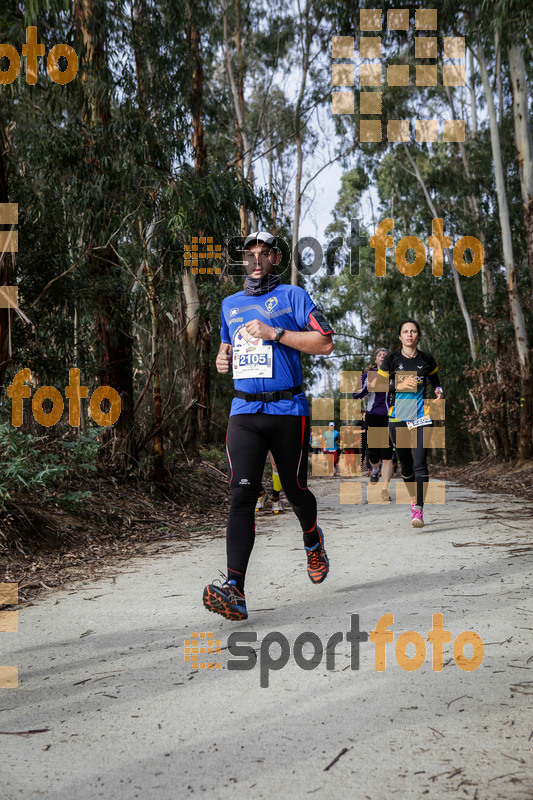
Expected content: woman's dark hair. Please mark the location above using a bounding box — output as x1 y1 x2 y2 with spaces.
398 319 421 337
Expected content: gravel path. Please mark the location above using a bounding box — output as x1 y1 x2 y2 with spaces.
1 477 532 799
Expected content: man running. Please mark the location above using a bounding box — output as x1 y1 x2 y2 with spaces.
203 231 334 621
322 421 340 475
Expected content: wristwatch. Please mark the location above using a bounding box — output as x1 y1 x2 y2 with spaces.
274 327 285 343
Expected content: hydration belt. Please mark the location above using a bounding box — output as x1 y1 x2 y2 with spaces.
234 385 303 403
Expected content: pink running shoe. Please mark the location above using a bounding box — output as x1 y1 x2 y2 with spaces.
411 504 425 528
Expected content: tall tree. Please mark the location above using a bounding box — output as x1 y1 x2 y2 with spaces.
0 121 13 389
476 44 532 459
508 43 533 297
74 0 135 470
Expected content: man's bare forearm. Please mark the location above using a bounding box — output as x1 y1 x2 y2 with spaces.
243 319 333 355
278 330 333 355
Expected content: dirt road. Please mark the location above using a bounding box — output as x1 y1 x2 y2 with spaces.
1 477 532 799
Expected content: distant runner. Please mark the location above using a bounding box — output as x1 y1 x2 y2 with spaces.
269 454 284 514
322 421 340 475
353 347 393 501
340 424 360 477
310 427 322 455
203 231 334 620
378 320 443 528
255 453 284 513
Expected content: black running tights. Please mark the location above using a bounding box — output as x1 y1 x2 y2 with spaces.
388 420 430 507
225 414 317 587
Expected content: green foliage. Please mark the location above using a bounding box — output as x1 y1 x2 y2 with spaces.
0 0 530 473
0 425 100 513
0 424 59 511
23 0 70 24
199 445 226 471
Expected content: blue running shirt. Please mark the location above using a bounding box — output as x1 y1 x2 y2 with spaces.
322 428 339 451
221 284 318 416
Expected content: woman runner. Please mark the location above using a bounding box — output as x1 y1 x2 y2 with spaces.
353 347 393 501
378 320 443 528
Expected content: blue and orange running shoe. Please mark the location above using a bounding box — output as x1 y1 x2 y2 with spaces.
305 526 329 584
203 578 248 621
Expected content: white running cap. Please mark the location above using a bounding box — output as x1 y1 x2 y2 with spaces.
243 231 277 249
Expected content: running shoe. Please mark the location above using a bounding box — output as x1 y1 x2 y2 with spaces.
370 471 380 483
203 578 248 621
255 489 266 512
381 486 391 502
272 498 284 514
305 526 329 584
410 504 425 528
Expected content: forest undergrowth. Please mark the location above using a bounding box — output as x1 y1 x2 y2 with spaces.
0 439 229 603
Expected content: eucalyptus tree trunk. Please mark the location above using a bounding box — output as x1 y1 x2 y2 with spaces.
444 85 494 308
131 2 167 479
234 0 249 233
494 31 504 128
181 5 211 450
468 48 478 136
291 124 304 285
477 45 532 459
144 243 164 481
403 147 477 360
291 4 312 286
183 5 204 348
75 0 134 471
0 131 12 387
222 4 257 235
402 146 496 455
266 123 277 232
509 43 533 296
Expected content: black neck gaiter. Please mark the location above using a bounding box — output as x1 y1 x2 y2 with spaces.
244 273 281 296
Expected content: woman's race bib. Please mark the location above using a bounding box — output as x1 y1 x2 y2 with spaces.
406 414 432 429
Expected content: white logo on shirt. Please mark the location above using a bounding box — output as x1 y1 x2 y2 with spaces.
239 478 250 485
398 364 404 370
230 307 239 317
